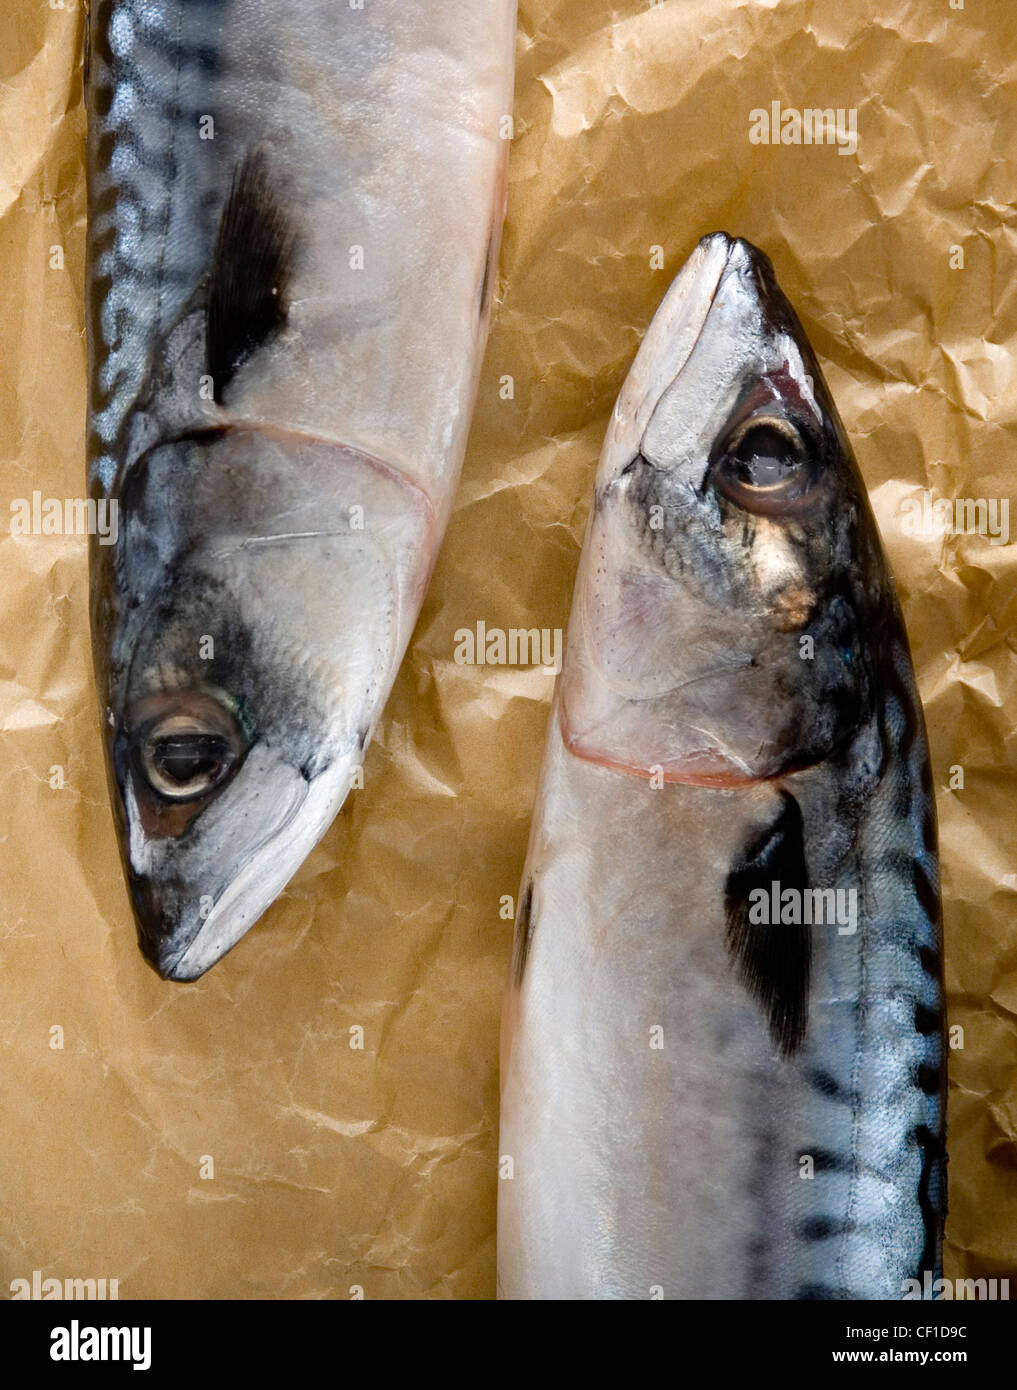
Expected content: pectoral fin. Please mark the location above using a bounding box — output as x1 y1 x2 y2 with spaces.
724 790 811 1058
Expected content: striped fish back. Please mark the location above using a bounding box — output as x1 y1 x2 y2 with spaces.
783 614 945 1299
86 0 229 494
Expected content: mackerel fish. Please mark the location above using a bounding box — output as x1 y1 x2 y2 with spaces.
498 233 946 1300
85 1 516 979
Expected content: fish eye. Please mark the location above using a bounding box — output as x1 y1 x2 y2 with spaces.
712 415 820 514
142 720 234 801
127 695 248 806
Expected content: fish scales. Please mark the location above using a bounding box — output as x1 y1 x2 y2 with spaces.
87 1 516 978
497 233 946 1300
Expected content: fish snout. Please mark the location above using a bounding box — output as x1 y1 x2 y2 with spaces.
117 743 359 981
600 231 785 489
126 869 212 982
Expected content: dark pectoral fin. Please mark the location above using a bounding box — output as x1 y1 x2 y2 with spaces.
206 146 296 403
724 790 811 1058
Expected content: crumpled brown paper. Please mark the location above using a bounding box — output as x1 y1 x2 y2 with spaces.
0 0 1013 1300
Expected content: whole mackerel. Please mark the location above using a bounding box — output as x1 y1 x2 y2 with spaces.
498 234 946 1300
86 2 516 979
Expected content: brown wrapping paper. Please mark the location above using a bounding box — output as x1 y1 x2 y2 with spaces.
0 0 1013 1299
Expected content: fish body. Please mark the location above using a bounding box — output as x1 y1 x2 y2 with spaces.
86 1 516 978
497 234 946 1300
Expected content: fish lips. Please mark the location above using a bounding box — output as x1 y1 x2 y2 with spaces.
121 742 355 981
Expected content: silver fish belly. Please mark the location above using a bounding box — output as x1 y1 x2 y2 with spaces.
86 2 516 979
497 233 946 1300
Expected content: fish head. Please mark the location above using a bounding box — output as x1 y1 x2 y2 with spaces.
96 426 431 981
560 231 892 786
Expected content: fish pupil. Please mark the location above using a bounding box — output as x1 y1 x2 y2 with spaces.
731 425 799 486
153 734 228 787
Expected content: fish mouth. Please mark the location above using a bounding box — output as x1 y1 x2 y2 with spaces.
604 232 763 466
